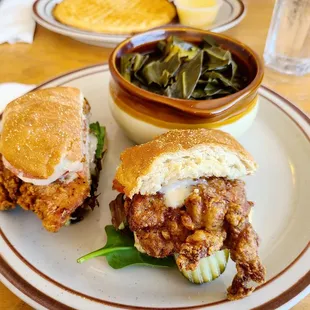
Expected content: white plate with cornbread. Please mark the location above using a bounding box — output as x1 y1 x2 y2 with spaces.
32 0 246 47
1 62 310 310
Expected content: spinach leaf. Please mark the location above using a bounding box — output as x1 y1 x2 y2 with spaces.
77 225 176 269
89 122 106 159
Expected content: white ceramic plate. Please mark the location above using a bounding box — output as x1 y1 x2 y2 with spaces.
32 0 246 47
1 64 310 310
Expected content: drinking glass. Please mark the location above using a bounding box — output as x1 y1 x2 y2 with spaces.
264 0 310 76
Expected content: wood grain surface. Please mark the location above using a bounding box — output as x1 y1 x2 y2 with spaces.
0 0 309 309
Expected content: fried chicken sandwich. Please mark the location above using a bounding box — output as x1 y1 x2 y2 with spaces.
110 128 265 300
0 87 106 232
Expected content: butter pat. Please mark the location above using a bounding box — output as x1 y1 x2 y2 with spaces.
160 179 207 208
174 0 222 29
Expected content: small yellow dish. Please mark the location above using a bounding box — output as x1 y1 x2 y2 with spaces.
175 0 222 29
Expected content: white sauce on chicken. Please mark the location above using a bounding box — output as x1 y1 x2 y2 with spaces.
3 157 84 186
160 179 207 208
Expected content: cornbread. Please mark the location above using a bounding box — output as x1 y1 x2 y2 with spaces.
53 0 176 34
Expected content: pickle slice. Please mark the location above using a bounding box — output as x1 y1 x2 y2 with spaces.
176 249 229 284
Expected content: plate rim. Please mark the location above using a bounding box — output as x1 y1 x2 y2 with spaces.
32 0 246 43
0 63 309 310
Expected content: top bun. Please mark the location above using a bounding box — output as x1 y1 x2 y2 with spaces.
0 87 85 179
114 129 257 198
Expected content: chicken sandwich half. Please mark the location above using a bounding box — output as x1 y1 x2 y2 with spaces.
110 129 265 300
0 87 106 232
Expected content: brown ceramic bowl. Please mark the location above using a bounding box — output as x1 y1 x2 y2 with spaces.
108 26 263 144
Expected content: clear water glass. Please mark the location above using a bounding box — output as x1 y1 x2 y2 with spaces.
264 0 310 76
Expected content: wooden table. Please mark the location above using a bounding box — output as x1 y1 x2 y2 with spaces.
0 0 309 309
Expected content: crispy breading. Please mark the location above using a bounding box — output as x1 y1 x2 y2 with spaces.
0 153 92 232
182 179 228 231
227 223 266 300
126 194 167 231
17 176 90 232
135 209 190 257
135 229 175 258
224 179 253 241
0 156 20 210
112 176 266 300
177 229 226 271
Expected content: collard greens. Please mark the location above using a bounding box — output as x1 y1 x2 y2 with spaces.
119 36 247 100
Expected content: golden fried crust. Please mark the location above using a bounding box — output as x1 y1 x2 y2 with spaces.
227 224 266 300
177 229 227 271
182 181 228 231
110 177 265 300
114 129 257 197
53 0 176 34
0 87 83 179
127 194 167 231
0 155 20 210
17 176 90 232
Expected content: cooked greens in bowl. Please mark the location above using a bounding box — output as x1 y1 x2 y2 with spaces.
119 36 248 100
109 27 263 143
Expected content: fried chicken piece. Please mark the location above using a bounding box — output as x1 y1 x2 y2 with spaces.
126 194 167 231
176 229 226 270
178 178 265 299
178 178 229 269
0 156 20 210
135 209 190 257
224 180 254 251
111 176 265 301
182 180 228 231
17 176 90 232
0 187 16 210
221 180 265 300
227 223 266 300
135 229 175 257
160 209 190 253
225 179 253 241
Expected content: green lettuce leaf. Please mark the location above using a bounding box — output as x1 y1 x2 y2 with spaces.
77 225 176 269
89 122 105 159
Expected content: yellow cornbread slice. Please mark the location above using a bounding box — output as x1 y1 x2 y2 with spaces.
53 0 176 34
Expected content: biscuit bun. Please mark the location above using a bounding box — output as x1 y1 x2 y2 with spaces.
0 87 86 182
113 129 257 198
